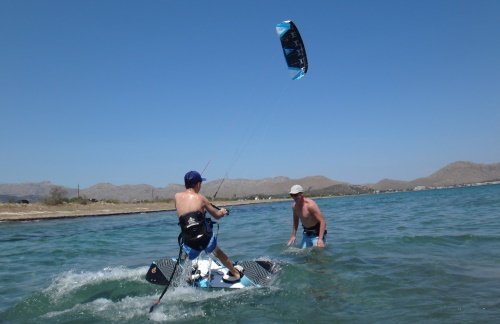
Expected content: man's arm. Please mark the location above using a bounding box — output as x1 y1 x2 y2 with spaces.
287 206 299 246
309 202 327 247
203 196 227 219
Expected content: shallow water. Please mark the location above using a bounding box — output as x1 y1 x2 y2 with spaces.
1 184 500 323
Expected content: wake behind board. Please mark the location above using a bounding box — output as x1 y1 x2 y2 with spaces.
146 257 280 289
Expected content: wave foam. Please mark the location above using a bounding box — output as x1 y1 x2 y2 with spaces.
44 265 149 299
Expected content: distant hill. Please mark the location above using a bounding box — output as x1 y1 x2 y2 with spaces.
80 183 181 202
371 161 500 191
412 161 500 187
0 176 343 202
309 183 374 196
0 181 77 203
79 176 342 202
369 179 409 191
200 176 344 199
1 161 499 202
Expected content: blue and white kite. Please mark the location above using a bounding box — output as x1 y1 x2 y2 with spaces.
276 20 308 80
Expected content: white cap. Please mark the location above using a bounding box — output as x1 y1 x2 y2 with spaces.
289 184 304 194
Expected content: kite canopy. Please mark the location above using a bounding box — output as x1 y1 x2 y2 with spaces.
275 20 308 80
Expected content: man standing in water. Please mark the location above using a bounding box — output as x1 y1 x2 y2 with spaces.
175 170 243 282
287 184 327 248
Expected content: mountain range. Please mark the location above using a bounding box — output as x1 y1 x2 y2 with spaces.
1 161 499 203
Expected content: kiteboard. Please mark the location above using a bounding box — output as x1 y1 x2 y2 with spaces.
146 257 280 289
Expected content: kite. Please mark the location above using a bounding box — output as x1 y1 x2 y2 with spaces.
275 20 308 80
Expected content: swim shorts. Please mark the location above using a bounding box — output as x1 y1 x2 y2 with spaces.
182 234 217 259
300 233 327 248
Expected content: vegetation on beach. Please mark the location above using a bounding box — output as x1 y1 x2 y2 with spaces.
40 186 174 206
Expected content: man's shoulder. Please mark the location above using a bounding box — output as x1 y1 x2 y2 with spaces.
305 198 319 207
198 193 208 201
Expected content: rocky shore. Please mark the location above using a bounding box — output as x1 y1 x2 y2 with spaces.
0 199 285 222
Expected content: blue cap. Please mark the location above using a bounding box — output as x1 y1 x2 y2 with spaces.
184 170 206 187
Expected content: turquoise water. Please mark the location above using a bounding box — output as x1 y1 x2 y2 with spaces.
1 184 500 323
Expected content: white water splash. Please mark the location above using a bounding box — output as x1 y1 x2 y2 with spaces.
43 295 156 321
42 284 240 322
43 265 149 300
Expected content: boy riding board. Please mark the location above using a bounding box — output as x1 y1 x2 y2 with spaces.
175 171 243 282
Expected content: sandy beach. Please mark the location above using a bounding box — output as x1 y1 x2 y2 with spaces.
0 199 283 222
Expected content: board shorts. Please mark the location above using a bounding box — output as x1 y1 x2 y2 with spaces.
182 235 217 260
300 232 327 248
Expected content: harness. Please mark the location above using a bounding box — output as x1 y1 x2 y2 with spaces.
178 211 214 250
302 222 327 236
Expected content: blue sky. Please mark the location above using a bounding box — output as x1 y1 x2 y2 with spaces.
1 0 499 188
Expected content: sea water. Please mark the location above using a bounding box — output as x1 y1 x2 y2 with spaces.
1 184 500 323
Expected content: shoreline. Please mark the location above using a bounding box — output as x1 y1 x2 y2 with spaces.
0 199 288 222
